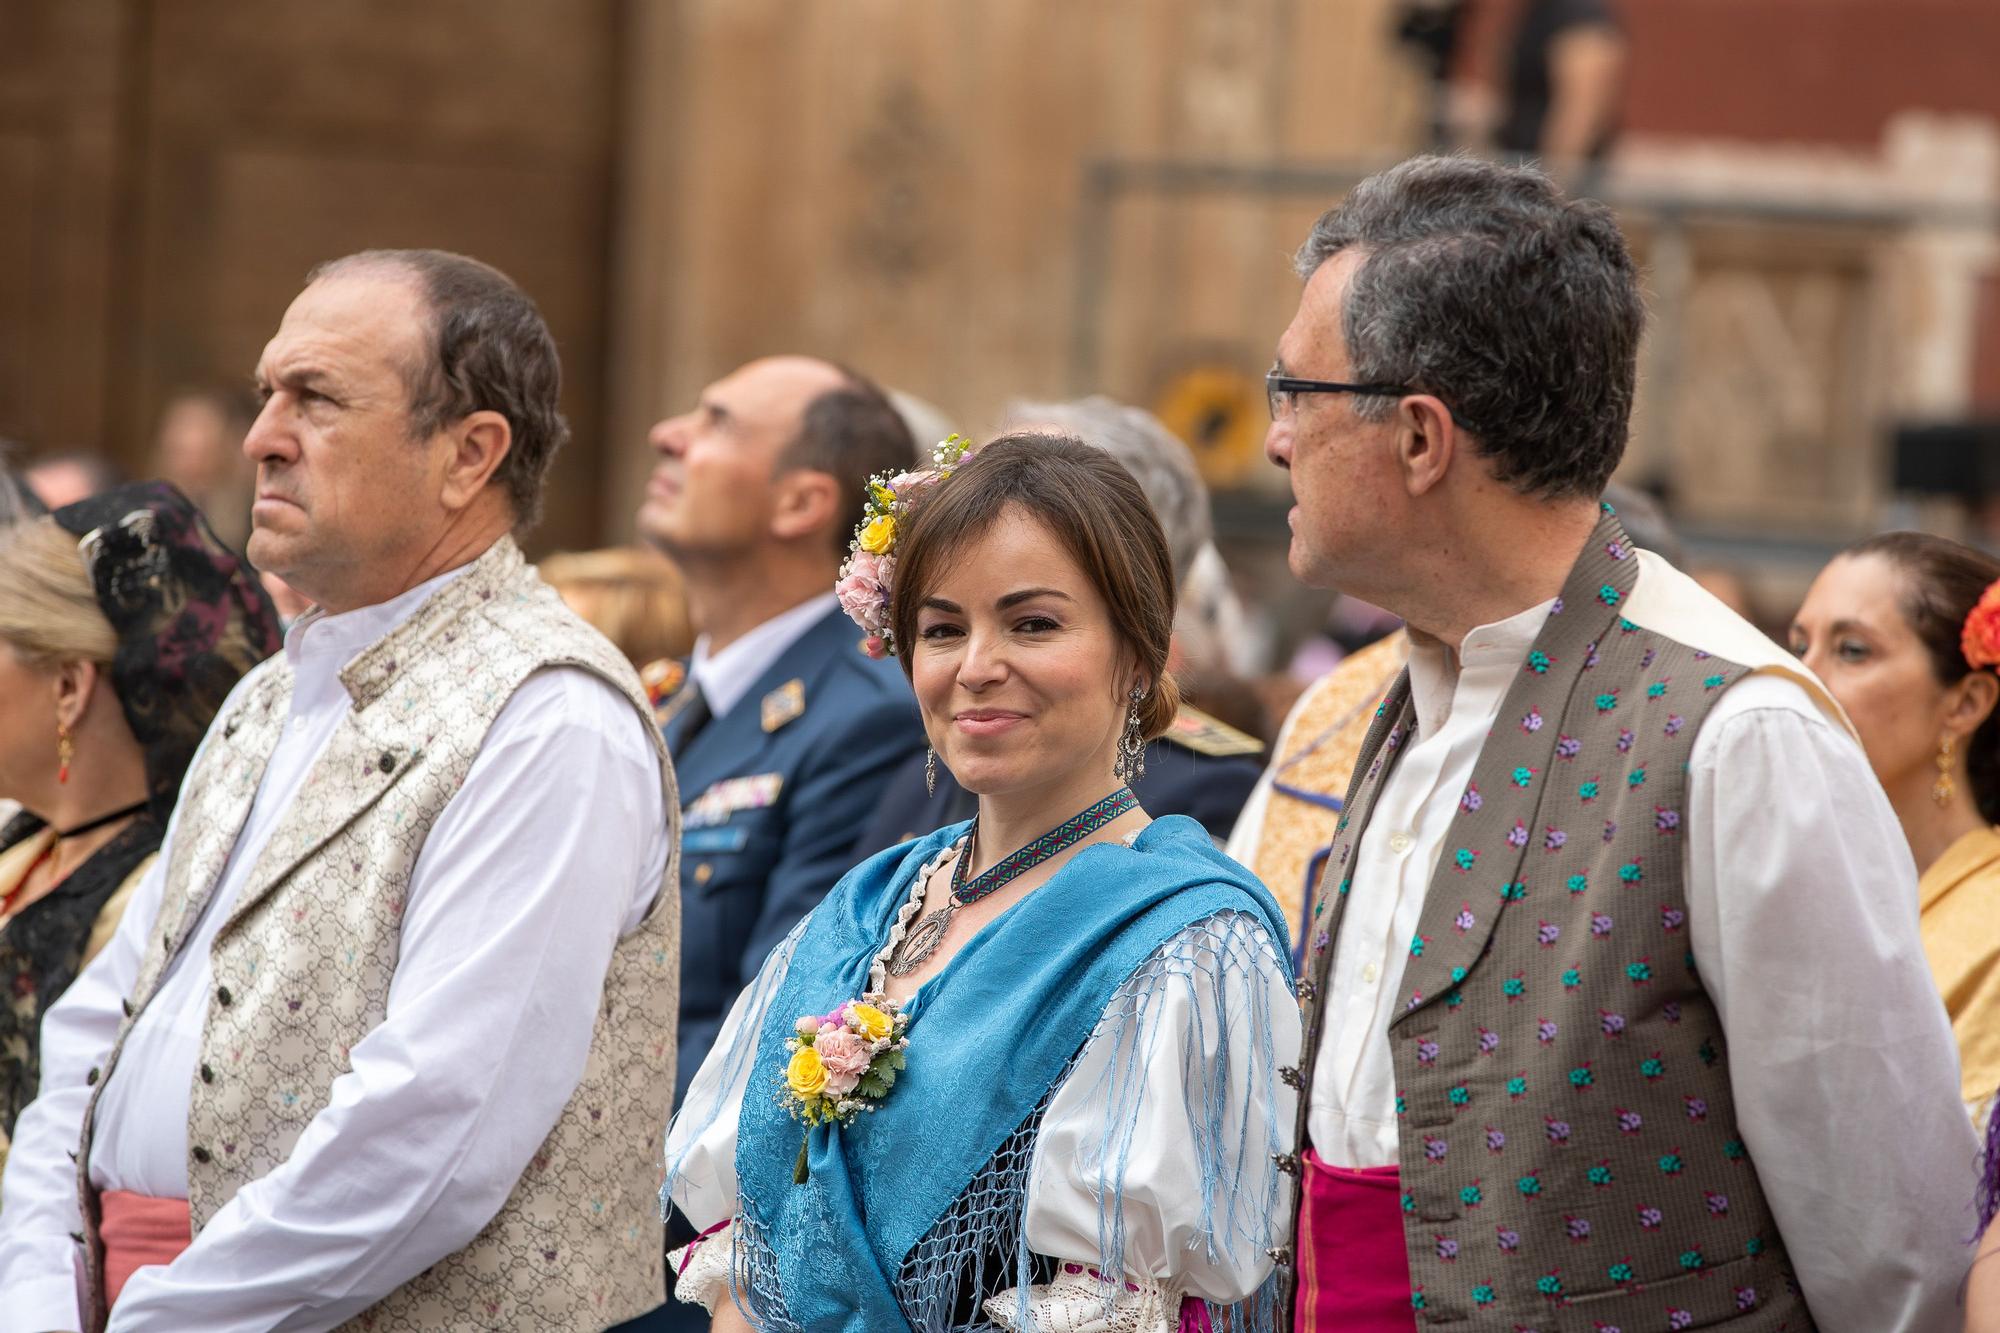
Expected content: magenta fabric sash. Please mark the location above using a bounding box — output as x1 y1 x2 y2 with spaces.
1294 1150 1415 1333
99 1189 192 1307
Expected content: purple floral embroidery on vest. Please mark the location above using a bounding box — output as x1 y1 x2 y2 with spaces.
1608 539 1630 561
1557 734 1582 759
1478 1026 1500 1054
1536 921 1561 947
1668 1307 1694 1330
1685 1096 1709 1121
1615 1107 1643 1133
1416 1037 1440 1064
1563 1215 1592 1242
1601 1011 1627 1038
1545 1117 1573 1145
1537 1018 1558 1044
1705 1190 1730 1215
1508 820 1530 848
1616 727 1636 752
1461 782 1484 812
1660 905 1686 933
1522 707 1544 732
1423 1134 1448 1161
1604 820 1619 842
1590 911 1614 936
1487 1125 1507 1152
1496 1226 1521 1253
1655 807 1681 834
1584 641 1600 668
1637 1204 1664 1229
1661 1001 1682 1023
1456 903 1477 932
1735 1287 1759 1312
1435 1236 1459 1261
1664 713 1685 736
1545 826 1568 851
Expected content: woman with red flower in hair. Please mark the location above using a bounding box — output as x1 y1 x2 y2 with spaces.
1791 531 2000 1130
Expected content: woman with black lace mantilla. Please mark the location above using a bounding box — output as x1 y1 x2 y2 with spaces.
662 433 1300 1333
0 481 280 1166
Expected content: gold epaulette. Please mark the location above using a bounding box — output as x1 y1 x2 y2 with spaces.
1161 704 1264 758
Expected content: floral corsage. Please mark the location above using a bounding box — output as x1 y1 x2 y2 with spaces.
835 432 977 658
782 995 911 1182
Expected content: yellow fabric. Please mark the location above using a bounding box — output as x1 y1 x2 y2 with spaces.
83 854 153 966
1242 633 1408 939
1919 825 2000 1112
0 827 57 922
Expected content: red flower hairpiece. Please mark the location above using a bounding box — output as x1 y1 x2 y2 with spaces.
1962 577 2000 670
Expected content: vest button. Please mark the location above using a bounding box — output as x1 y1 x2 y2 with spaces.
1270 1151 1301 1176
216 985 232 1006
1294 977 1316 1001
86 1067 99 1086
192 1145 212 1164
378 752 395 774
200 1063 215 1084
1265 1246 1293 1265
1279 1065 1304 1090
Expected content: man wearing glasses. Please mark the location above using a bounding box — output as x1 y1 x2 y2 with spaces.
1261 156 1971 1332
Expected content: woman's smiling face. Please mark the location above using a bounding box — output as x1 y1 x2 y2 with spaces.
910 504 1136 798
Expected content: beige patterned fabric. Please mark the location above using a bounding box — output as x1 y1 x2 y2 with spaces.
73 537 681 1331
1231 633 1408 943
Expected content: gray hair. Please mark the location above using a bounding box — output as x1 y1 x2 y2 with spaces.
1000 396 1212 586
1295 155 1643 499
307 249 569 529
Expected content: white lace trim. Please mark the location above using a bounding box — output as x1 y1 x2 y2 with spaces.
985 1262 1184 1332
668 1219 740 1315
868 841 962 992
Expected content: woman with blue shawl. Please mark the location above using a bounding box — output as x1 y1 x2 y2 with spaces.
663 433 1300 1332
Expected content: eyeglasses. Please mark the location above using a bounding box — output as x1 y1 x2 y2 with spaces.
1265 372 1410 421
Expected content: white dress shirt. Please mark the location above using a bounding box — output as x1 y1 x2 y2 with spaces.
0 561 671 1333
1306 550 1978 1333
689 591 839 720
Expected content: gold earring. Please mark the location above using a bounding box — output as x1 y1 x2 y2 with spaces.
57 722 74 786
1934 734 1956 807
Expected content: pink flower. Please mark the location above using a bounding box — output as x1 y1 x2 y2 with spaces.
814 1029 872 1096
889 469 934 492
835 569 889 634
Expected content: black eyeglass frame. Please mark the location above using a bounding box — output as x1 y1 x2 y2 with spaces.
1264 372 1412 419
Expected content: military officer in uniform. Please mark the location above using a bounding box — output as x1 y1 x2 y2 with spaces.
615 356 924 1332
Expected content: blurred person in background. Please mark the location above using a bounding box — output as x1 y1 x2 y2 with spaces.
24 451 122 511
151 385 258 551
1792 533 2000 1126
540 545 693 670
853 395 1266 855
1267 155 1969 1332
1493 0 1625 177
623 354 924 1333
0 249 679 1329
0 485 278 1170
1234 480 1675 952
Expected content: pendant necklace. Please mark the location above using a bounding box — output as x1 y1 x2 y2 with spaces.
887 786 1137 976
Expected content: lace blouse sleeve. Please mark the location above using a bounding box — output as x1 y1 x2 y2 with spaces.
663 912 811 1231
985 909 1301 1331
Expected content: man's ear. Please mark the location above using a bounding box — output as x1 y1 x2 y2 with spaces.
1394 394 1458 498
439 409 513 513
770 468 841 544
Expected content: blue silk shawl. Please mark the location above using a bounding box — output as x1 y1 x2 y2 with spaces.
729 814 1288 1332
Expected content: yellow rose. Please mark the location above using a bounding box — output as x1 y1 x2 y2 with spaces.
857 515 896 555
848 1003 894 1040
787 1046 828 1099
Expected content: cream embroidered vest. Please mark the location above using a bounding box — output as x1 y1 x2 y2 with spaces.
73 537 681 1331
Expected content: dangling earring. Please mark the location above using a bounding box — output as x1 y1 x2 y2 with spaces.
1935 734 1957 807
1112 686 1147 785
56 722 74 786
925 746 938 798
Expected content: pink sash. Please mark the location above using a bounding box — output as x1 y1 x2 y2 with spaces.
1293 1150 1415 1332
99 1189 192 1307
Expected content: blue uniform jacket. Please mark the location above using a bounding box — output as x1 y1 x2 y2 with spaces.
660 605 924 1103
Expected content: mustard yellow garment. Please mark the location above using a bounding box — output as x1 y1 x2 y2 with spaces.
1920 825 2000 1115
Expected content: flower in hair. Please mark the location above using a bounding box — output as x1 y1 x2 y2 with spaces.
837 433 978 658
1964 577 2000 669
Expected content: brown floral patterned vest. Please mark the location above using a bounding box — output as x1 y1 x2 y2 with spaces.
71 538 682 1331
1287 508 1815 1332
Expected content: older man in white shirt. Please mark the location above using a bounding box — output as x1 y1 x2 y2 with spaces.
1266 157 1975 1333
0 249 679 1331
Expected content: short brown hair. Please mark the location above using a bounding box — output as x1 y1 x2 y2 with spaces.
308 249 569 529
777 366 916 557
889 432 1181 738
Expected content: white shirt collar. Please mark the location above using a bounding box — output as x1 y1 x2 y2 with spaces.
690 591 840 720
283 564 471 707
1403 596 1556 738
